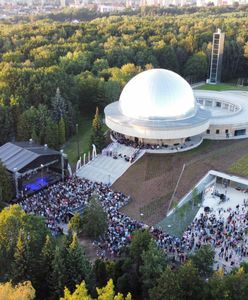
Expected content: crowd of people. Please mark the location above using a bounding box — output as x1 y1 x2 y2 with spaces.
20 177 92 234
19 177 144 255
149 199 248 270
102 140 141 163
19 176 248 270
111 131 194 151
181 201 248 271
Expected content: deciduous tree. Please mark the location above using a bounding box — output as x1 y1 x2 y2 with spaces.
149 267 181 300
82 196 107 239
190 244 215 278
140 240 167 293
0 281 35 300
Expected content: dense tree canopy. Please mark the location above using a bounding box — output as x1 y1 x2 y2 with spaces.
81 196 108 239
61 279 132 300
1 8 248 297
0 281 35 300
1 8 248 146
1 204 248 299
0 161 13 203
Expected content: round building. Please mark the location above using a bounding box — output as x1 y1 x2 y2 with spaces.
105 68 211 151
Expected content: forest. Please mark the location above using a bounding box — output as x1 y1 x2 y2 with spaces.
1 8 248 300
1 204 248 300
0 7 248 149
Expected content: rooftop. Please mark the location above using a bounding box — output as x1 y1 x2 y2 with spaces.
0 142 60 173
119 69 197 121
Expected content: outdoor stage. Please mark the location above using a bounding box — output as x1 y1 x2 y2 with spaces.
22 173 61 195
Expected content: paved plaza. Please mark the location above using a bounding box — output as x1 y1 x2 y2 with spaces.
76 144 144 185
194 183 248 272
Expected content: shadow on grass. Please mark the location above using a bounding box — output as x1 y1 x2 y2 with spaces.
157 201 200 237
229 153 248 177
63 116 92 165
139 192 172 220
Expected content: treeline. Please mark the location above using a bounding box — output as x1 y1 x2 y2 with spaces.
0 9 248 146
0 88 75 148
16 5 248 23
1 205 248 300
0 205 91 299
0 161 13 202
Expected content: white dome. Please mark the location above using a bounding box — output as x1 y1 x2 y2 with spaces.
119 69 196 120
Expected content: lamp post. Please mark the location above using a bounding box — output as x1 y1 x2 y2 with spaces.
40 164 44 185
60 149 64 182
13 167 19 199
76 123 80 161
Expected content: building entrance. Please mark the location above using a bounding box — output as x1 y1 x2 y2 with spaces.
234 129 246 136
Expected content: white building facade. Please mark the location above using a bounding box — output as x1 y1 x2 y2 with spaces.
105 69 211 150
105 69 248 152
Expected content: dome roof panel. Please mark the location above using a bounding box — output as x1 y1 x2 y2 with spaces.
119 69 196 120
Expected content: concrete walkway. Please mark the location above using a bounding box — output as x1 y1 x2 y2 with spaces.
191 81 205 88
76 144 144 185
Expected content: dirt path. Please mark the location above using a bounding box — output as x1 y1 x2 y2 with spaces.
78 236 98 262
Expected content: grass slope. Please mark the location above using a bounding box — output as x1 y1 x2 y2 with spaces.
229 154 248 177
113 139 248 226
64 116 92 164
195 83 248 91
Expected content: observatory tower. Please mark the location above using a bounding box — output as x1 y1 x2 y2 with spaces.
207 29 225 84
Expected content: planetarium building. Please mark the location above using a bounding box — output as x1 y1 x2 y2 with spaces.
105 69 211 151
105 68 248 152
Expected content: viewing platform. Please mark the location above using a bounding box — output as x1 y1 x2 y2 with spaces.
76 143 145 185
110 133 203 154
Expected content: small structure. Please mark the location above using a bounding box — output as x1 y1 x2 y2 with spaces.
92 144 97 159
207 29 225 84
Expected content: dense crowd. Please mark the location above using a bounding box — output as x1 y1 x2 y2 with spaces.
19 177 143 255
102 140 141 163
111 131 194 151
182 201 248 271
150 200 248 270
19 177 248 270
20 177 91 234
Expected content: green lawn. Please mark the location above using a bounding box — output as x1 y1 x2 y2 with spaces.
195 83 248 91
63 116 93 165
177 139 214 157
229 154 248 177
